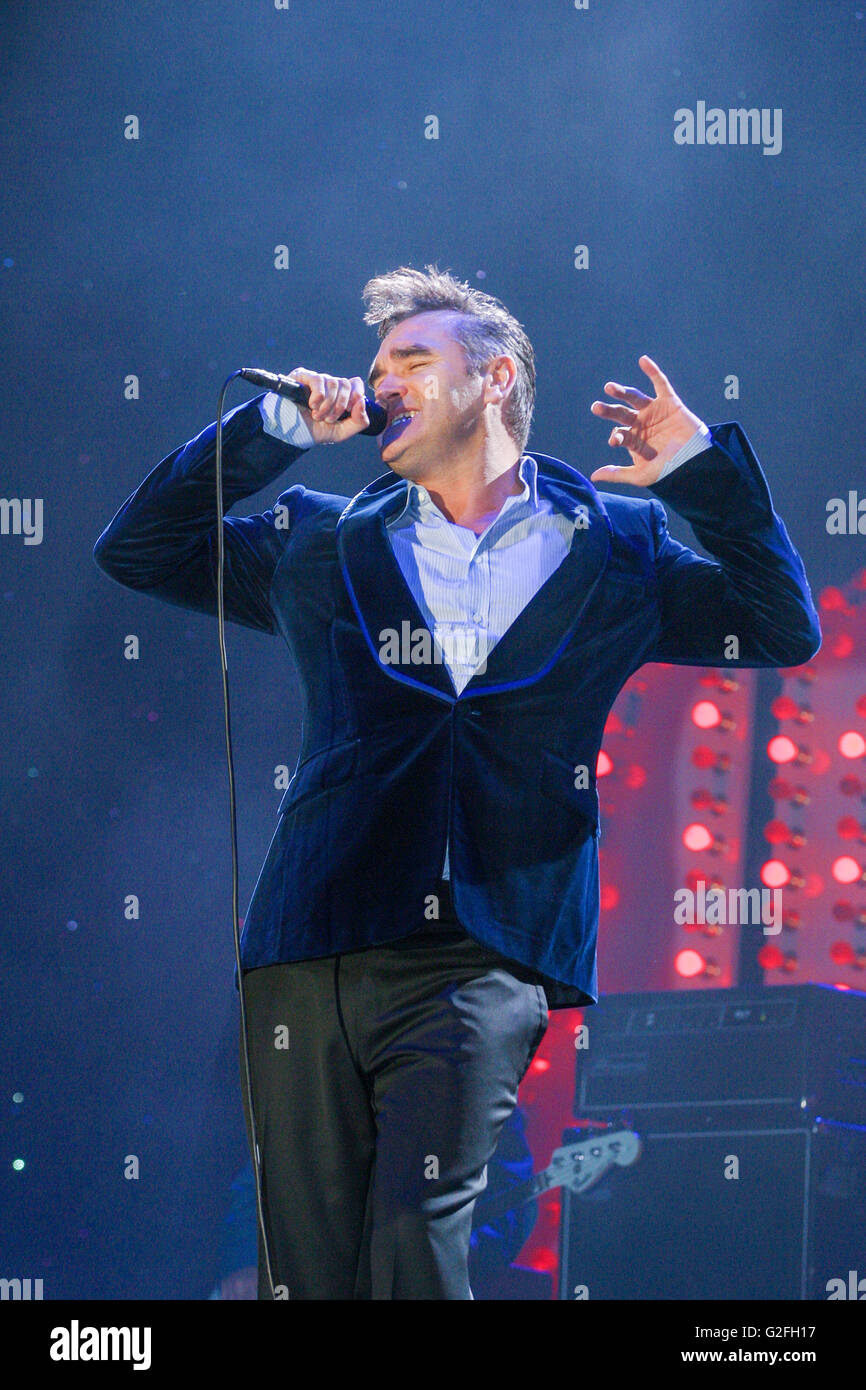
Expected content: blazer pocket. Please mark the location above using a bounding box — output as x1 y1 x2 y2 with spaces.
278 736 361 816
538 748 600 834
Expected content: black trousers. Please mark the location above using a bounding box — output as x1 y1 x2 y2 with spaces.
239 889 549 1300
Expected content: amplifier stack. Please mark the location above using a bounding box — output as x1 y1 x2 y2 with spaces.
558 984 866 1300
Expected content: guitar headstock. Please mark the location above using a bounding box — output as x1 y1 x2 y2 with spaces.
549 1130 642 1195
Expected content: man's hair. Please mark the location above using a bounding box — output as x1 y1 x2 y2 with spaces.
361 263 536 452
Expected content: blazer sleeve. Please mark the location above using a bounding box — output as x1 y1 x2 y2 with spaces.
92 394 306 635
646 421 822 668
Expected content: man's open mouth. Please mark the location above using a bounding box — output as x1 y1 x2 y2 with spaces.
381 410 418 444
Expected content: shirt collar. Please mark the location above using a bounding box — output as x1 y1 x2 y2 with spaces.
389 453 539 528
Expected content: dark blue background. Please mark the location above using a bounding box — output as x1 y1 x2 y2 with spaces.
1 0 862 1296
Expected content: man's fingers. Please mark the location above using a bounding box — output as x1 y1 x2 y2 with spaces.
348 376 368 419
286 368 326 415
603 381 651 408
304 375 348 422
285 368 369 438
332 381 353 422
589 463 634 483
591 401 638 427
638 354 673 395
318 376 349 422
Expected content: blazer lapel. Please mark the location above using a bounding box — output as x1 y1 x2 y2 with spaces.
463 454 613 694
337 472 456 700
336 451 612 700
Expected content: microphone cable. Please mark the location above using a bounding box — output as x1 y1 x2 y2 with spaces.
212 367 384 1299
214 369 277 1300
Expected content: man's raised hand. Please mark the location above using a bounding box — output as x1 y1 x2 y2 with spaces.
284 368 370 445
589 355 705 487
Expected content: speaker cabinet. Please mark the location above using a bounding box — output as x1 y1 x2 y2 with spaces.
558 1121 866 1300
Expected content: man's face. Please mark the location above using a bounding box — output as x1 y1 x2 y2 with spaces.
367 310 487 476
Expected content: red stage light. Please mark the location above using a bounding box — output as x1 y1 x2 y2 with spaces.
819 586 848 611
839 731 866 760
685 870 722 894
836 816 864 841
596 750 613 777
767 735 798 764
770 696 800 721
692 745 715 769
830 940 856 966
528 1248 558 1274
804 872 824 898
856 694 866 720
674 948 706 978
600 883 620 910
683 823 713 852
761 859 791 888
625 764 647 790
764 819 790 845
832 856 862 885
691 745 730 771
692 701 722 730
757 944 785 970
831 633 855 659
787 664 818 684
699 672 739 693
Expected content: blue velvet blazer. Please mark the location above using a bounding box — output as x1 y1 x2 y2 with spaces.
93 395 821 1005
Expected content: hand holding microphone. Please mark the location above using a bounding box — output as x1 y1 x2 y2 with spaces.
240 366 386 443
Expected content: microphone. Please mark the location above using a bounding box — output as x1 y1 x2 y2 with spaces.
239 367 387 436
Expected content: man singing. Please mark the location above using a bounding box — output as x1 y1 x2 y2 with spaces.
93 264 820 1299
